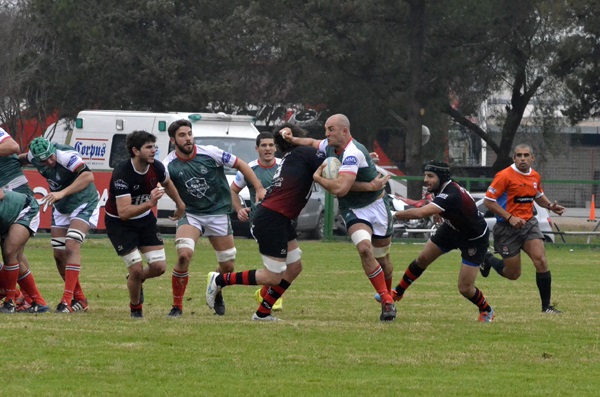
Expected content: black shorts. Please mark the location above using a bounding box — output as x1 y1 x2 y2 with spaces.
430 223 489 267
105 213 163 256
251 205 297 258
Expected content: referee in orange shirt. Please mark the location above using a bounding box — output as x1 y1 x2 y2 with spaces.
482 143 565 314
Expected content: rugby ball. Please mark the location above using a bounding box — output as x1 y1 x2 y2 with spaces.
322 157 342 179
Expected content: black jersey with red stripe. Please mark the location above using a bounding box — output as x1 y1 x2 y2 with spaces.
105 159 167 218
260 146 325 219
431 181 487 239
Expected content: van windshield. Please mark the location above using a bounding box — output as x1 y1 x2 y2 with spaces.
193 137 256 173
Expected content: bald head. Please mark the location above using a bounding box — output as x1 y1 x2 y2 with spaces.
327 114 350 129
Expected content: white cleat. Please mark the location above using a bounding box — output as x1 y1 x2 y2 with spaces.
251 313 280 322
205 272 221 309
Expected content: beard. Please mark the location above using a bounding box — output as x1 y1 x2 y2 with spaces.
177 141 194 155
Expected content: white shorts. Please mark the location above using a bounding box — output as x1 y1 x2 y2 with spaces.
178 213 232 237
52 203 99 229
342 197 392 237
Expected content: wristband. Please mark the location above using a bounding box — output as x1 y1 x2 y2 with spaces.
507 215 513 222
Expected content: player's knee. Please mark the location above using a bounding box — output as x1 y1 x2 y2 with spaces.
66 228 86 244
372 244 391 259
216 247 236 263
121 250 143 268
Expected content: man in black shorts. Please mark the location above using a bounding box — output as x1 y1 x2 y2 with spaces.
105 130 185 318
205 123 325 321
387 161 495 322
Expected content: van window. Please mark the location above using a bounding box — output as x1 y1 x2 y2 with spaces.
109 134 130 168
193 137 256 166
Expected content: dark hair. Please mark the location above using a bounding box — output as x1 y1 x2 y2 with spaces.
168 119 192 138
126 130 157 158
273 123 308 153
256 131 274 146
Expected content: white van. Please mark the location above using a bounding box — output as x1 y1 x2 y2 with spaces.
25 110 260 231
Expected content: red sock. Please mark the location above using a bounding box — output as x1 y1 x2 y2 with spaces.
259 285 269 299
172 270 189 309
73 280 86 302
367 265 392 303
256 279 290 316
223 270 257 286
385 272 393 293
61 264 80 304
18 270 47 306
2 264 20 302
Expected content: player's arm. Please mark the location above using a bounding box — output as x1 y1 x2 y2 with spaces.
42 165 95 205
313 165 356 197
280 127 320 149
234 159 266 203
162 178 185 221
230 182 250 222
115 192 161 221
350 173 390 192
535 196 566 216
17 152 31 165
394 202 442 220
0 136 20 156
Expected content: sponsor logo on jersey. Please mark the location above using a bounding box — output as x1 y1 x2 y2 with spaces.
115 179 128 190
343 156 357 166
185 177 209 198
437 193 448 200
488 187 496 194
67 155 79 168
514 196 534 203
222 152 232 164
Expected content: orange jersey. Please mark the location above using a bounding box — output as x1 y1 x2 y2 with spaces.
485 164 544 221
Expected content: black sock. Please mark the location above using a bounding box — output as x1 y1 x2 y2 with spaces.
536 271 552 308
489 255 506 276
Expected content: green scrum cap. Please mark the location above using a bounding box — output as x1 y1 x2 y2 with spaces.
29 137 56 161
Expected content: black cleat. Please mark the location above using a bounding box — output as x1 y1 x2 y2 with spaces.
214 291 226 316
542 305 562 314
380 302 397 322
130 309 143 319
55 302 72 313
0 300 16 314
167 306 183 318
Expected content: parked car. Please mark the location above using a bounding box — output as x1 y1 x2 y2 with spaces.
471 193 555 243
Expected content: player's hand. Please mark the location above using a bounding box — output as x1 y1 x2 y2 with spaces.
313 162 327 181
42 191 66 205
255 187 267 202
169 202 185 221
279 127 293 142
549 201 566 216
370 173 390 191
150 186 165 205
369 152 380 164
237 207 250 222
508 215 526 229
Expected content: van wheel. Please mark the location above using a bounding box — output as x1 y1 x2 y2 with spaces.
311 212 325 240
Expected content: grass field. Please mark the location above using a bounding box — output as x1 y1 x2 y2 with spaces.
3 237 599 396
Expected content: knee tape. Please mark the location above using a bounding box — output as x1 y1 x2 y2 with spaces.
121 249 143 267
262 255 287 273
51 237 66 251
216 247 237 263
175 237 195 251
143 249 166 264
351 229 372 246
66 228 86 244
286 248 302 265
372 244 391 259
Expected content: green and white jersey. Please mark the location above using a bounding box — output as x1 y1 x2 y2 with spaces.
232 158 281 219
163 144 238 216
0 128 29 191
318 138 382 210
0 190 38 236
27 143 98 214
